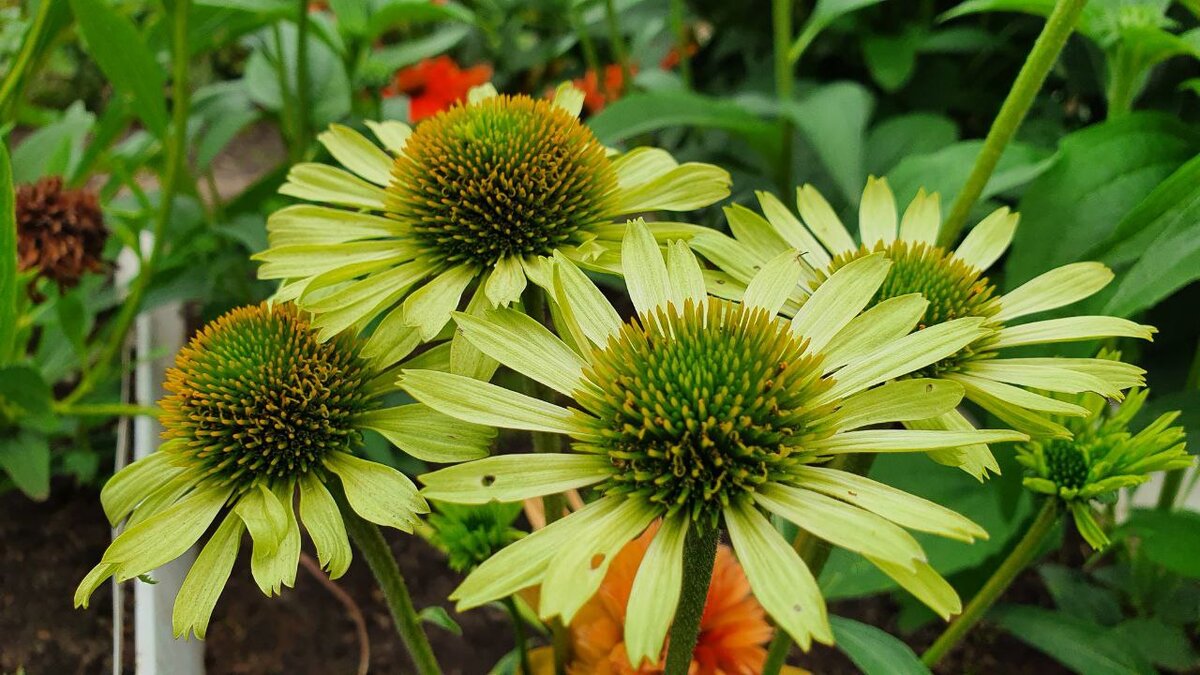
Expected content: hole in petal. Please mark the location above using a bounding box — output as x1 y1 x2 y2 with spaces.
482 475 497 486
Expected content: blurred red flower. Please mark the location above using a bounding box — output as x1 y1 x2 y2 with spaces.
574 64 634 114
383 55 493 121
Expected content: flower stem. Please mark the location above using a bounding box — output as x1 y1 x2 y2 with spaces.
294 0 311 150
337 492 443 675
603 0 633 92
921 498 1059 667
1159 340 1200 510
570 6 603 95
664 525 719 675
0 0 53 120
53 402 160 418
504 597 533 675
938 0 1087 246
772 0 794 194
668 0 692 87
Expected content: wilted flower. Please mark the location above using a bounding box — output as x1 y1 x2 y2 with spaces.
15 176 107 291
691 178 1153 478
402 220 1019 656
1016 357 1191 549
428 500 525 573
74 303 494 639
256 84 729 375
382 55 493 121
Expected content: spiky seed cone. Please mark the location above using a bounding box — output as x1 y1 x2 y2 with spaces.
15 176 107 290
388 94 619 266
160 303 374 491
577 298 836 526
1042 440 1090 490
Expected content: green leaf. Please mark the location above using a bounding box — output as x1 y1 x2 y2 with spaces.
0 430 50 500
418 606 463 636
1038 564 1123 625
0 141 14 365
886 140 1053 216
1108 618 1200 672
1113 510 1200 579
865 113 959 178
359 24 472 82
364 0 475 38
780 82 875 203
830 615 931 674
11 102 95 184
991 604 1155 675
794 0 887 60
588 91 778 159
243 21 351 130
862 33 920 92
1004 113 1200 287
69 0 169 138
0 363 53 420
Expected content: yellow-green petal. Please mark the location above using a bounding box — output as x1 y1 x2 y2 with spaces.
357 404 494 463
624 514 689 666
325 450 427 533
420 454 611 503
299 473 352 579
172 512 244 639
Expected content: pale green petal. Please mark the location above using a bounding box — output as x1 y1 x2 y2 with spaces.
704 269 748 302
688 231 763 283
666 240 707 308
610 147 678 189
403 264 477 340
823 378 964 431
552 82 585 116
250 482 301 596
613 163 730 213
172 512 244 639
361 306 422 369
234 483 289 560
75 562 120 608
401 369 584 434
622 219 674 316
953 207 1017 271
796 184 856 255
755 190 831 268
551 251 622 348
454 309 585 395
963 358 1142 398
821 294 927 370
818 317 989 404
944 372 1089 416
791 253 890 353
905 411 1001 480
724 502 832 650
624 514 689 666
365 119 412 154
126 471 198 528
299 473 352 579
725 204 791 263
743 250 805 315
467 83 498 103
358 404 494 463
858 176 897 246
317 124 394 186
452 496 623 609
897 188 940 244
756 484 925 569
956 385 1075 439
792 466 987 542
104 484 233 582
868 556 961 620
484 256 527 307
992 316 1155 349
325 450 427 532
279 163 388 210
255 241 411 280
420 454 611 504
995 262 1113 322
303 260 434 340
450 287 501 381
1071 501 1109 550
540 498 658 622
810 428 1026 454
266 205 407 247
100 451 182 525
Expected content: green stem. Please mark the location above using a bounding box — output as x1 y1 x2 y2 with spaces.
337 492 443 675
270 22 298 161
63 0 192 406
53 402 160 418
1105 47 1139 118
668 0 691 87
772 0 794 194
938 0 1087 246
663 525 719 675
570 5 603 93
0 0 54 121
504 597 533 675
294 0 311 151
1157 338 1200 511
603 0 633 93
921 498 1060 667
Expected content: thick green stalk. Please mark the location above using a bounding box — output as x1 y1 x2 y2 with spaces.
938 0 1088 246
772 0 794 194
294 0 311 150
504 597 533 675
338 492 443 675
0 0 54 121
1104 48 1139 118
668 0 691 87
663 525 720 675
921 499 1060 667
603 0 633 91
53 402 159 418
63 0 192 405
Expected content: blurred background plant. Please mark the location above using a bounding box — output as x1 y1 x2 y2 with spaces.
1 0 1198 672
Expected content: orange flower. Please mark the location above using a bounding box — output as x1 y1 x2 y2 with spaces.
659 43 698 70
564 524 772 675
382 55 493 122
573 64 634 114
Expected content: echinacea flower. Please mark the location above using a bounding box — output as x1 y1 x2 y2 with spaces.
255 84 730 375
16 175 107 291
1016 354 1191 549
382 55 493 121
74 303 494 639
401 219 1023 656
689 178 1154 478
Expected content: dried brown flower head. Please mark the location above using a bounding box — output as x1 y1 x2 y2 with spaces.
15 176 107 290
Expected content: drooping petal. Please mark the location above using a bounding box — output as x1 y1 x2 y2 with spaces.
450 283 501 381
104 483 233 582
400 369 585 434
357 405 494 463
234 483 289 561
796 184 856 255
809 429 1026 454
419 454 611 503
172 512 244 639
250 481 301 596
624 514 690 665
963 357 1143 398
995 262 1113 322
868 556 961 620
325 451 427 532
953 207 1017 271
550 251 622 348
485 255 528 307
299 473 352 579
402 264 477 340
453 309 586 396
317 124 394 186
858 176 897 246
99 451 182 525
791 253 890 352
612 163 731 214
905 410 1001 480
944 372 1089 416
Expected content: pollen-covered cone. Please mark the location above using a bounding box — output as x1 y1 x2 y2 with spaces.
73 303 494 640
688 178 1154 479
402 219 1023 657
254 82 730 377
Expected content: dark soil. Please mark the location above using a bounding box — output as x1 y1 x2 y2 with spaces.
1 485 1075 675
